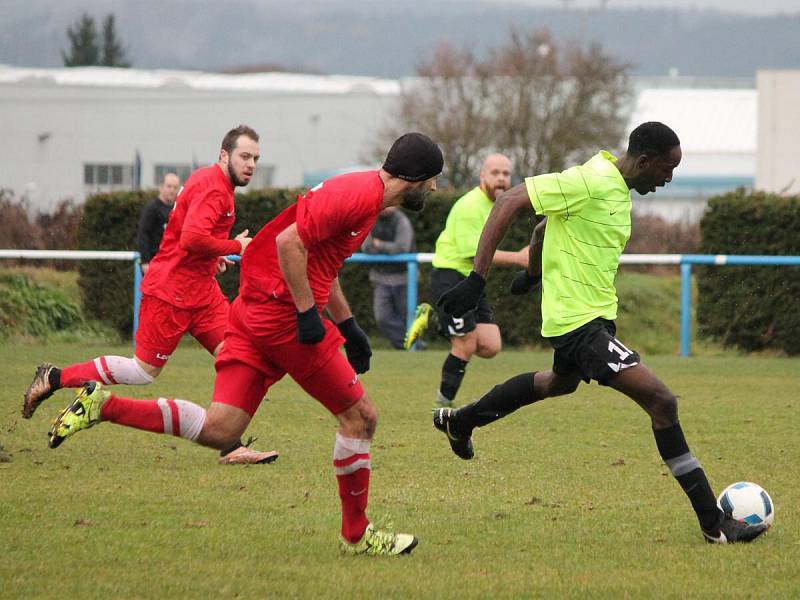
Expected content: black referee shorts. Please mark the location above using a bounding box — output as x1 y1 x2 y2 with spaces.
429 268 496 338
548 318 640 385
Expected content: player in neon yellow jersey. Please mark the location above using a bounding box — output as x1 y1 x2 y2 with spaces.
424 154 529 407
434 122 768 545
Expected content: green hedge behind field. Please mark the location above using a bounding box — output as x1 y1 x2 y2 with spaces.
78 188 540 344
697 190 800 355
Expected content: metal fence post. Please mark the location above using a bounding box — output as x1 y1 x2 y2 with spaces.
680 261 693 357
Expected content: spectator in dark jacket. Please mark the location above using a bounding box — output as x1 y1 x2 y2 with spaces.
137 173 180 273
361 206 415 349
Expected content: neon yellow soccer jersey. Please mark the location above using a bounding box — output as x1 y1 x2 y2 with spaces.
432 186 494 277
525 151 632 337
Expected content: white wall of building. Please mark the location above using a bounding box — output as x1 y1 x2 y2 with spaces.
0 66 399 210
756 70 800 195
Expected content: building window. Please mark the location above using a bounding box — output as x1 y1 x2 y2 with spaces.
154 164 192 185
83 163 133 191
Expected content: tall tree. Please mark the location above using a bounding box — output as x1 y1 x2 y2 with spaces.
100 14 131 67
377 28 632 187
62 12 131 68
61 13 99 67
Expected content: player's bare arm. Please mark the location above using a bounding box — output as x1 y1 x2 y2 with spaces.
326 277 354 323
473 183 534 278
528 217 546 276
275 222 315 311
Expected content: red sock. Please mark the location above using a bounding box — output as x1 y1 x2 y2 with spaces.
100 395 207 440
60 360 103 388
333 434 371 543
100 395 164 433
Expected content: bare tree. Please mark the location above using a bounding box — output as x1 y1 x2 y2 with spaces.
376 42 495 188
374 28 632 186
490 29 631 179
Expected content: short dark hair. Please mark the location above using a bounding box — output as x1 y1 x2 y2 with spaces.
221 125 259 154
627 122 680 156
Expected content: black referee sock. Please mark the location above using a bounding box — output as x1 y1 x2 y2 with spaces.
440 353 468 402
454 372 539 433
653 423 722 532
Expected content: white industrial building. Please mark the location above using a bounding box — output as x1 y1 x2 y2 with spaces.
1 64 786 222
0 65 399 211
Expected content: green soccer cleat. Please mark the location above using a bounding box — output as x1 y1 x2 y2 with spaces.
404 303 433 351
340 523 418 556
48 382 109 449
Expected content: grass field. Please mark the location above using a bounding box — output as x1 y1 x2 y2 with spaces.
2 343 799 599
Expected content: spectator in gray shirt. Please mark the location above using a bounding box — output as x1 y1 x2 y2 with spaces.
361 206 416 349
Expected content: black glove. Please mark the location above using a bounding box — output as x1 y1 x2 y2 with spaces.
296 306 326 344
337 317 372 374
509 270 542 295
437 271 486 317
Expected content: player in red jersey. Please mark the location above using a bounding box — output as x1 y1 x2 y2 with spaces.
24 125 277 465
47 133 444 555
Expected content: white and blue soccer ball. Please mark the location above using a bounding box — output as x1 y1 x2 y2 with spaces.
717 482 775 526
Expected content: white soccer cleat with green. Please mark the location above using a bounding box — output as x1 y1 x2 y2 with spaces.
48 382 109 449
404 303 433 350
339 523 418 556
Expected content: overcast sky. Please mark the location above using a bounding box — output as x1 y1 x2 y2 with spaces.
485 0 800 14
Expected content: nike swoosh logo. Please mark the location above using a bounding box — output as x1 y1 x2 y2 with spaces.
350 489 367 496
350 231 360 236
609 211 617 216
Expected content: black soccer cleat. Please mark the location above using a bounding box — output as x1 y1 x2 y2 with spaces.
703 513 770 544
433 407 474 460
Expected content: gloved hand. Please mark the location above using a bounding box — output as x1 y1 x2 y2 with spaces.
337 317 372 374
509 270 542 295
437 271 485 317
296 306 326 344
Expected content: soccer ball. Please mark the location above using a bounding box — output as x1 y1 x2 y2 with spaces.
717 482 775 526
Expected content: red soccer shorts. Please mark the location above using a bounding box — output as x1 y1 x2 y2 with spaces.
135 292 229 367
212 320 364 417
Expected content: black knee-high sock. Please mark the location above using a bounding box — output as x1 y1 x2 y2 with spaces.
653 423 722 532
454 372 539 434
440 353 468 401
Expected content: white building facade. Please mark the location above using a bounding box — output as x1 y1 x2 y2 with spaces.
0 65 766 222
0 65 399 211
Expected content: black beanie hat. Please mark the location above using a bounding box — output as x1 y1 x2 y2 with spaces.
382 132 444 182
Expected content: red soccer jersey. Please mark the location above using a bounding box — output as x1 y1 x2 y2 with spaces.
237 170 385 342
142 164 236 308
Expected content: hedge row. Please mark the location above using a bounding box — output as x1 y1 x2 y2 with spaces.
78 188 540 344
697 190 800 355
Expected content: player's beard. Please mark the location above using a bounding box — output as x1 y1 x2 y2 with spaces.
400 187 428 212
228 162 250 188
486 183 508 201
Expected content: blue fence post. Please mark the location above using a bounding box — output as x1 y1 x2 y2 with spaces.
132 252 142 348
406 258 419 351
680 261 692 357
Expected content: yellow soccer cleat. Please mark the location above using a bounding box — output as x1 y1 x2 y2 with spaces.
48 382 109 449
404 303 433 350
339 523 418 556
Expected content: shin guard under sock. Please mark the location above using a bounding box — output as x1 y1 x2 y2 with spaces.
455 372 539 433
654 422 721 531
440 353 468 402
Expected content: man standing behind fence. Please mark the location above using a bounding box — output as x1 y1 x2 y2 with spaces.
22 125 276 465
361 206 416 349
137 172 180 274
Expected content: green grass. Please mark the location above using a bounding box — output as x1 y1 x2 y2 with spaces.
2 344 799 599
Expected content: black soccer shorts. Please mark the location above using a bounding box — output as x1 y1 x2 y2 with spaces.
548 318 640 385
430 267 496 337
